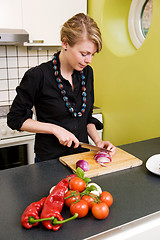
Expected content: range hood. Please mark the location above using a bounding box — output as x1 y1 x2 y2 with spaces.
0 28 29 45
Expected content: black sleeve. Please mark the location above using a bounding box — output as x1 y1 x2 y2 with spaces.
7 66 43 130
87 116 103 130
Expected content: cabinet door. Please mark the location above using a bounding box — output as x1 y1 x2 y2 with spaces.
0 0 22 29
22 0 87 46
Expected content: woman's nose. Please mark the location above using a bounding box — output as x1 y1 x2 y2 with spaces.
84 55 93 64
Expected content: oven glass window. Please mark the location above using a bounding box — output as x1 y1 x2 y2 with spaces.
0 144 28 170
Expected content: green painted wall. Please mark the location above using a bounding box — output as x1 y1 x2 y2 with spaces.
88 0 160 146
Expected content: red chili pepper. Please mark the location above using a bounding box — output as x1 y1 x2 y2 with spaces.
40 178 68 231
21 197 46 229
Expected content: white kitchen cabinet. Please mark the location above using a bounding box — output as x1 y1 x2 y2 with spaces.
0 0 22 29
22 0 87 46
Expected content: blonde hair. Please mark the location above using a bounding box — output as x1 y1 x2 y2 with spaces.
60 13 102 53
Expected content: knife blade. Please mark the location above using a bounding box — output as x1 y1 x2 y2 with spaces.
79 142 111 153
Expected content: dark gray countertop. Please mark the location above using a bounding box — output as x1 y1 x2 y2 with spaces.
0 138 160 240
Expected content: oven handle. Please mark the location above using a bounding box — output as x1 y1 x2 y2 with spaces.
0 135 35 147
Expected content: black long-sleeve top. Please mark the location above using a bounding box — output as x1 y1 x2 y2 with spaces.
7 52 103 161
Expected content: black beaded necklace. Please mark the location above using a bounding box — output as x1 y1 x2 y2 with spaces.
52 53 87 117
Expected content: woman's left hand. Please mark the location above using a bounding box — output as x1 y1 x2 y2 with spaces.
95 140 116 156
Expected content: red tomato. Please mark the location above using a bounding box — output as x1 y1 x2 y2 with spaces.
92 202 109 219
64 190 81 208
90 201 97 209
82 194 97 209
70 200 89 218
69 177 86 192
100 191 113 207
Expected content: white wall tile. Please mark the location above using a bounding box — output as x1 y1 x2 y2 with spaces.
18 46 27 57
9 79 19 89
7 57 18 68
8 68 18 79
0 80 8 90
7 46 17 56
48 47 60 55
0 69 7 79
38 49 47 56
38 56 48 65
0 91 8 101
0 57 7 68
29 57 38 68
47 55 52 61
28 49 38 56
0 46 57 106
9 90 16 101
18 56 28 67
0 46 6 56
18 67 29 79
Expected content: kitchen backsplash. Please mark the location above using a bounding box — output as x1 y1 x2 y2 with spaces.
0 46 61 106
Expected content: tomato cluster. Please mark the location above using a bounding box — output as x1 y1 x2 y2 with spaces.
64 176 113 220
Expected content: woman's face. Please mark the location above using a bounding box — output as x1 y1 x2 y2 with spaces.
65 38 97 71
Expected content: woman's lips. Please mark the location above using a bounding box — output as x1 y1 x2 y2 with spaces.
79 63 86 68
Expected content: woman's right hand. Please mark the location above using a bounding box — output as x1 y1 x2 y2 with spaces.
20 119 79 148
53 125 79 148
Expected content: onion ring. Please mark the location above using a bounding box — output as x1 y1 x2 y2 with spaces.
94 151 111 167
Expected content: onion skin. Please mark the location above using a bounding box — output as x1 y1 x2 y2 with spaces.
76 160 89 172
94 151 112 167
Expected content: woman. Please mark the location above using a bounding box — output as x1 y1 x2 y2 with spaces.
7 13 116 162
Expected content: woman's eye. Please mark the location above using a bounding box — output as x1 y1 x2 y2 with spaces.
81 53 87 57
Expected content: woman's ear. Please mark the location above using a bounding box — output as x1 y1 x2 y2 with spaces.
62 38 68 51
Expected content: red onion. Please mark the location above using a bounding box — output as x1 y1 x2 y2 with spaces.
76 160 89 172
94 151 111 167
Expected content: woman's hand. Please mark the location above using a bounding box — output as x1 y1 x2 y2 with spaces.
21 119 79 148
95 140 116 156
53 125 79 148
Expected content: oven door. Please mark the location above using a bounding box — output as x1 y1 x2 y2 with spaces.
0 135 35 170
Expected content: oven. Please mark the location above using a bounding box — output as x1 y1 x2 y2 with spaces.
0 106 35 170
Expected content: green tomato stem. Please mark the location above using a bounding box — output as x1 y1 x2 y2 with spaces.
64 191 80 200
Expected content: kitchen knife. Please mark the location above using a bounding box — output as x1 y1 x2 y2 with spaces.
79 142 111 153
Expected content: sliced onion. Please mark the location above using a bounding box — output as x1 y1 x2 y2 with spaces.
94 151 111 167
76 160 89 172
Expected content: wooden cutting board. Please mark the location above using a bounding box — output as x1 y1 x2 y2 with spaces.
59 148 143 178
